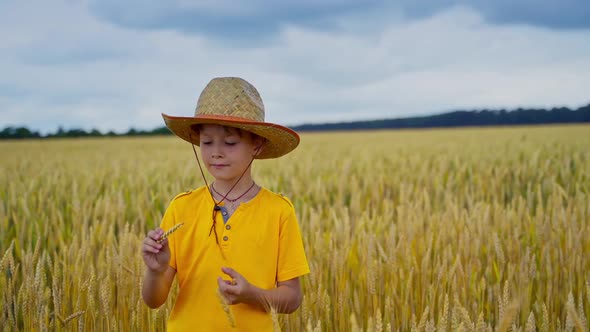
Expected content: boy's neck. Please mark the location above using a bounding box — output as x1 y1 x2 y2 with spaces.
212 177 256 197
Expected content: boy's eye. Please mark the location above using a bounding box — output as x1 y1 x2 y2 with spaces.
225 142 237 146
201 141 212 145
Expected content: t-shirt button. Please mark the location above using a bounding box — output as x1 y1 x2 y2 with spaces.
223 236 229 241
225 225 231 230
222 211 228 216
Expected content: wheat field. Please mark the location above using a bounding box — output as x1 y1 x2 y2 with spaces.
1 125 589 331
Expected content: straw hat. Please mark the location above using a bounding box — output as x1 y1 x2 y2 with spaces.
162 77 300 159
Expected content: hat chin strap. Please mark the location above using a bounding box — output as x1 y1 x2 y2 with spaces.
253 145 262 157
189 132 256 244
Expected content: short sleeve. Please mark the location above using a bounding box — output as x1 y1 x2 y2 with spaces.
159 199 177 270
277 206 310 282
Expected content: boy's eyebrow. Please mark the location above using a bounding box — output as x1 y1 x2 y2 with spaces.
223 127 242 137
199 130 213 137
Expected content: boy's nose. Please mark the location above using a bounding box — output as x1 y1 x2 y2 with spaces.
210 145 223 158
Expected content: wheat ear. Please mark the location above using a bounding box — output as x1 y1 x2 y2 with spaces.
217 289 236 328
157 223 184 243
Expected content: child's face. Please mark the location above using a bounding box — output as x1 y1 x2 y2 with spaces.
198 125 261 182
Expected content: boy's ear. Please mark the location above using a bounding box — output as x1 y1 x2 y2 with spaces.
253 139 266 156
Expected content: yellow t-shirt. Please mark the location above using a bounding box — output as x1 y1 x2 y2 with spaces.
160 186 310 331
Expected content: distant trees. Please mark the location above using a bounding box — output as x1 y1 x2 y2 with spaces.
292 104 590 132
1 104 588 139
0 125 173 139
0 127 42 139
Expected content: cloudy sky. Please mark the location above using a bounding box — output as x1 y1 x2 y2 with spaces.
1 1 589 134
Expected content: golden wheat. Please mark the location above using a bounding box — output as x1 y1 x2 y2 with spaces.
156 222 184 243
0 125 589 331
216 288 237 328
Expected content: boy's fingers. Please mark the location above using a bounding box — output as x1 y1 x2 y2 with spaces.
217 277 229 291
225 286 239 295
143 237 162 249
147 229 163 240
217 277 239 295
221 267 240 279
218 277 235 286
142 244 160 254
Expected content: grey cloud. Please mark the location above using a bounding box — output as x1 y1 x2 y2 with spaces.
398 0 590 29
86 0 590 42
87 0 377 42
473 0 590 29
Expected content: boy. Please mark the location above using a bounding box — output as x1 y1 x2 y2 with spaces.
141 77 310 331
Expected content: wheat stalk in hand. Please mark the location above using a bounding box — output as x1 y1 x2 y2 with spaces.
157 223 184 243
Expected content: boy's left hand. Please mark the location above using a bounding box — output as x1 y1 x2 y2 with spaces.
217 267 254 305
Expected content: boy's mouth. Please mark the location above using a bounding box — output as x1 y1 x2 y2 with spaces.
211 164 229 169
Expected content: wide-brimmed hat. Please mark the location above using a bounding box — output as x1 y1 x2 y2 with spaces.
162 77 300 159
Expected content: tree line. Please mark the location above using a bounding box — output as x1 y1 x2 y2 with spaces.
292 104 590 131
0 126 172 139
1 104 589 139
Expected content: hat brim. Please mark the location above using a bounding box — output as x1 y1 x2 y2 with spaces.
162 113 300 159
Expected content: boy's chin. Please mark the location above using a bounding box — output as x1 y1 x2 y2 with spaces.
208 172 238 183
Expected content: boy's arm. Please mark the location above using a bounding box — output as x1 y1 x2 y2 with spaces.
217 267 303 313
263 277 303 313
142 266 176 308
141 228 176 308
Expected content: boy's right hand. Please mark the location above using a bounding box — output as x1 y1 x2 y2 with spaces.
142 228 171 274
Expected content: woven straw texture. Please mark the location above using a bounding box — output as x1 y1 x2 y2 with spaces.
162 77 299 159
